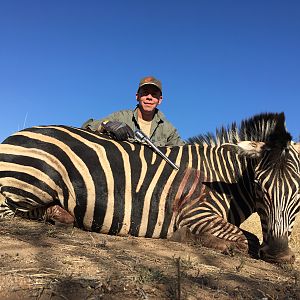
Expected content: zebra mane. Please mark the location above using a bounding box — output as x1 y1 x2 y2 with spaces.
187 112 292 146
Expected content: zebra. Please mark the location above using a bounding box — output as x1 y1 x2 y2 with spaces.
0 112 299 263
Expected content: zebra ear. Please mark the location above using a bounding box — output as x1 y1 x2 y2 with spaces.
237 141 266 158
294 142 300 154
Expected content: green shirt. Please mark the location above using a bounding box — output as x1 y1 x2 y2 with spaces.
82 106 185 147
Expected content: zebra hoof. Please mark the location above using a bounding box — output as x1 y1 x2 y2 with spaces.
45 205 74 225
169 226 194 243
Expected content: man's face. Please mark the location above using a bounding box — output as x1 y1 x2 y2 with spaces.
136 85 162 113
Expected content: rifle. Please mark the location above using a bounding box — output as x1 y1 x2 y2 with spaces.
134 129 179 170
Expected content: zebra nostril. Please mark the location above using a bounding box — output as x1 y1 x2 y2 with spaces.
290 254 296 264
258 248 265 259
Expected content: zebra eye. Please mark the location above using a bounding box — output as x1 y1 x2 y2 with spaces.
257 207 264 215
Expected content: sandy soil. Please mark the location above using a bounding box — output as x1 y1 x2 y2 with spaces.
0 215 299 300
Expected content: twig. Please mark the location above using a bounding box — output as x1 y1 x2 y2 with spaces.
176 257 181 300
50 290 70 300
23 112 28 129
1 267 60 275
36 286 45 300
257 288 274 300
89 232 96 245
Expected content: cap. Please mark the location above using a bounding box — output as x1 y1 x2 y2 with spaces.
138 76 162 93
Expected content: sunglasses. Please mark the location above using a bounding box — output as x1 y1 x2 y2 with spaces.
138 88 162 99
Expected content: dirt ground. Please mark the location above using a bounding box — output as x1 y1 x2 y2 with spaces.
0 214 300 300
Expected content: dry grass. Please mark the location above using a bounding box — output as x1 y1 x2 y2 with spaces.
1 215 300 300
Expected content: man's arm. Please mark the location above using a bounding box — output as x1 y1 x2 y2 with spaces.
165 128 185 146
81 111 134 140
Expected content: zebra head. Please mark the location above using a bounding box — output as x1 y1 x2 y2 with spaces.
238 114 300 264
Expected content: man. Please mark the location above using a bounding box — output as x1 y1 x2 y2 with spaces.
82 76 184 147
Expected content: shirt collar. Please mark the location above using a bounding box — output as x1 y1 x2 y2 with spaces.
133 105 164 124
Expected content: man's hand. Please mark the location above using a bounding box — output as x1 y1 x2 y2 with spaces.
101 121 134 141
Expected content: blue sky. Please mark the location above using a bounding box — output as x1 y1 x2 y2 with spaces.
0 1 299 142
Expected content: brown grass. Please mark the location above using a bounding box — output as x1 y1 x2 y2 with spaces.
0 219 300 300
0 214 300 299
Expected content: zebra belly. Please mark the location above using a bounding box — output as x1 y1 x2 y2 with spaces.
77 192 176 239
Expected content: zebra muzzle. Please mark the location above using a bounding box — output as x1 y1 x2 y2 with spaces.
259 238 295 264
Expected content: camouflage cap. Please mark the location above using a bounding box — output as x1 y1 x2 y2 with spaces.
138 76 162 93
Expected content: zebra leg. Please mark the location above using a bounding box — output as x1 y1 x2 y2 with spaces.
0 192 74 225
0 193 15 218
0 187 50 220
169 225 249 254
1 200 74 225
170 216 259 257
0 196 47 220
